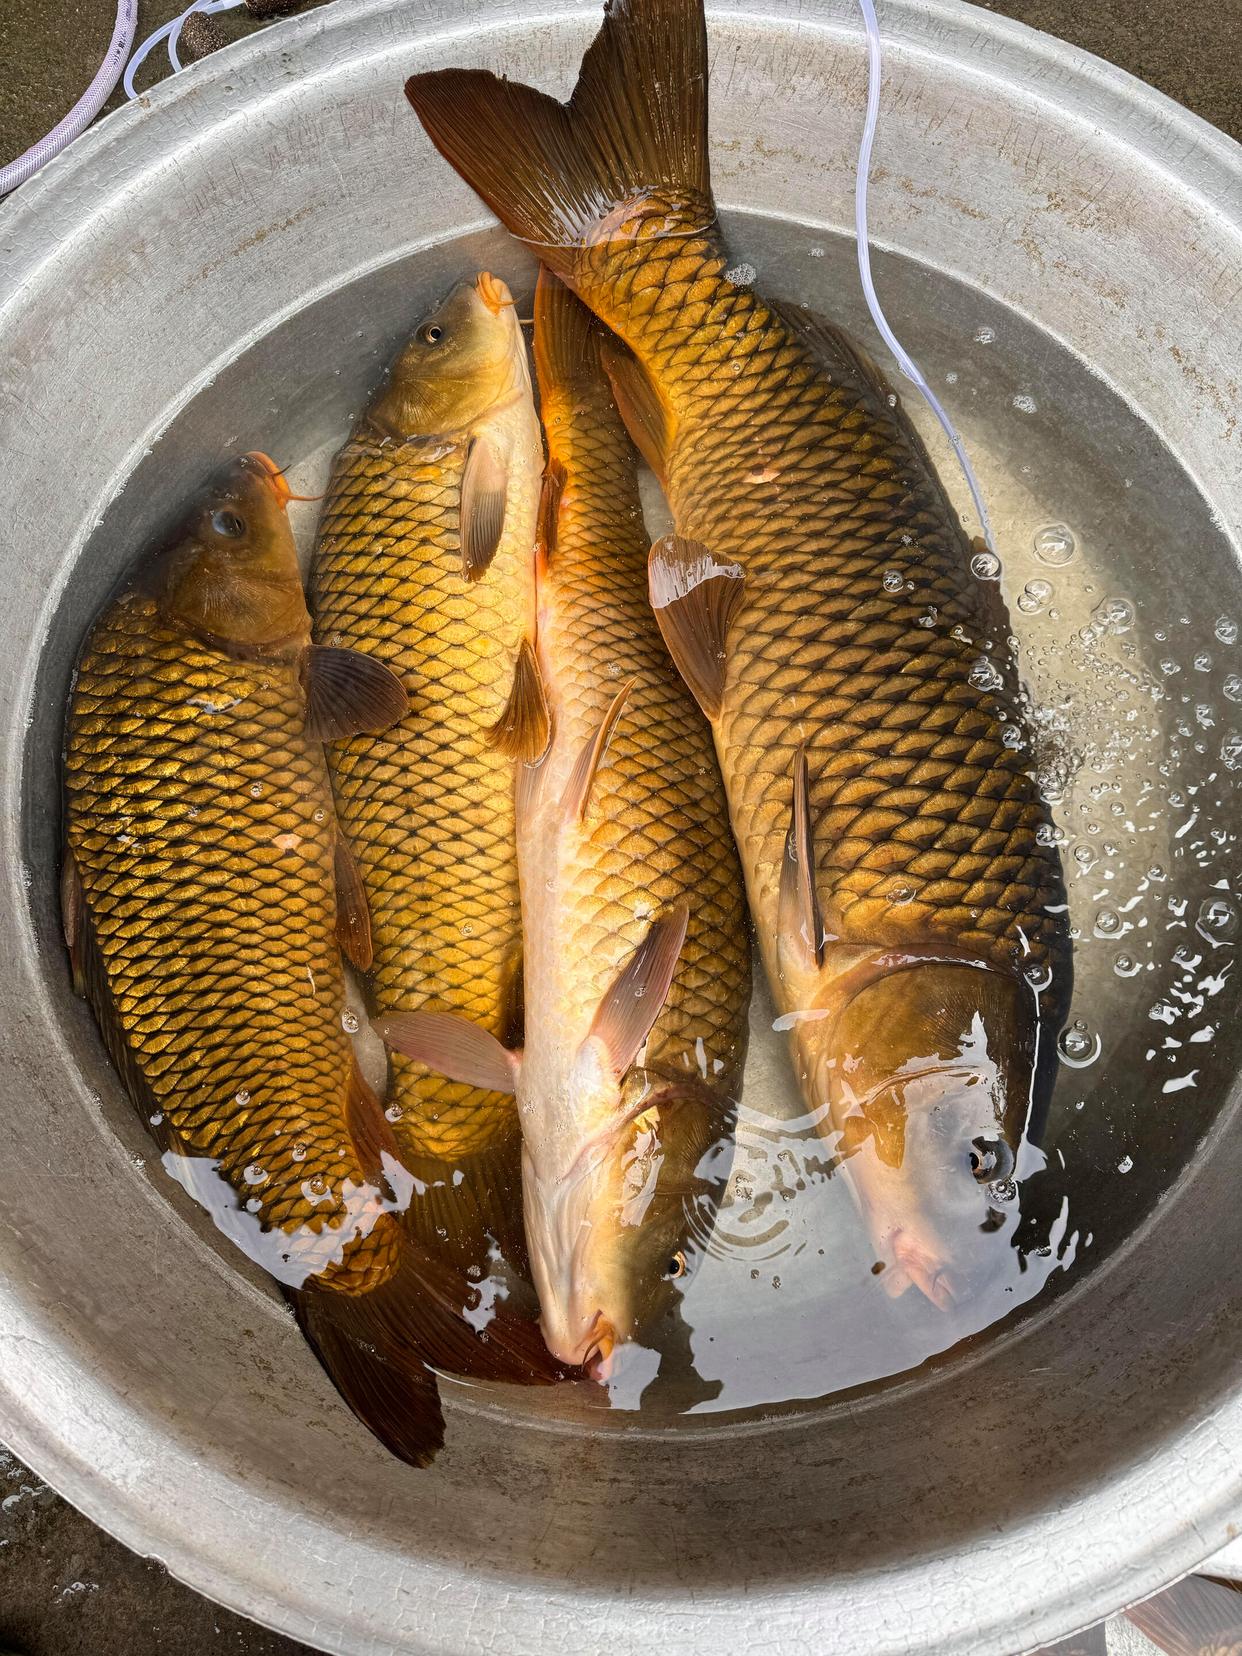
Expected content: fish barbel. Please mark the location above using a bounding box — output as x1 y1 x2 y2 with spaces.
63 452 410 1294
406 0 1072 1307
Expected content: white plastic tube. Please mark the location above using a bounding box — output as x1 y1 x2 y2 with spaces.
124 0 244 100
0 0 139 197
854 0 994 547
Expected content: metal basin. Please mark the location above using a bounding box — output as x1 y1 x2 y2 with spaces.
1 1 1240 1651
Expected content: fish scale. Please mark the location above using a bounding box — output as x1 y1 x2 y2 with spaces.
312 432 529 1161
65 591 399 1292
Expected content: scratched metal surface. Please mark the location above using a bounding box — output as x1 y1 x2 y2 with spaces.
0 1 1240 1654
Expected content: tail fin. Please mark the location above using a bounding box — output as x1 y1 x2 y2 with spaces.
405 0 712 276
293 1138 571 1467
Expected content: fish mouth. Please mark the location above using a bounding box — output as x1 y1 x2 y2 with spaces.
244 451 293 509
546 1308 617 1379
475 270 513 314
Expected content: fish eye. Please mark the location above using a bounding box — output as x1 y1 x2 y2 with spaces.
968 1136 1014 1184
211 509 246 539
663 1250 688 1280
418 323 444 345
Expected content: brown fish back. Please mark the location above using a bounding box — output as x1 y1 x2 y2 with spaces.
311 435 526 1159
64 590 400 1292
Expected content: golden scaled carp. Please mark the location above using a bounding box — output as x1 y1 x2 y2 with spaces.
406 0 1073 1309
381 273 751 1372
63 452 410 1295
312 272 544 1186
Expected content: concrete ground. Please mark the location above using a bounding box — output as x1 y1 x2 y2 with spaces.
0 1 1238 1652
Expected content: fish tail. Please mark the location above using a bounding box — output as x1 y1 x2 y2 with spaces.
293 1138 571 1466
405 0 713 283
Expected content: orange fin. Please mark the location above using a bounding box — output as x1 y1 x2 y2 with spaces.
602 342 671 485
487 636 551 762
61 849 85 992
535 455 566 574
778 744 825 971
303 645 408 742
333 835 372 971
589 908 689 1076
534 267 602 393
373 1009 520 1095
1126 1575 1242 1656
561 679 633 822
648 534 744 720
460 432 508 581
343 1056 403 1188
405 0 711 278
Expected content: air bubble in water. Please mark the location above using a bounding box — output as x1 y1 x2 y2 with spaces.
1012 393 1037 414
725 262 757 286
1033 523 1076 566
302 1176 330 1204
341 1009 361 1034
1194 652 1213 672
988 1178 1017 1204
1058 1022 1101 1068
1215 617 1238 645
971 549 1000 579
1117 1155 1134 1175
1224 675 1242 703
1197 898 1238 942
974 324 996 344
1001 724 1023 749
249 781 262 798
882 569 904 593
1221 733 1242 770
290 1140 308 1162
969 658 1003 691
243 1163 268 1186
1094 909 1121 936
1092 595 1135 636
1114 953 1140 978
385 1104 404 1123
234 1088 250 1107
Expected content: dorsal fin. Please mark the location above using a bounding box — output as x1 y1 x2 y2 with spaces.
778 744 825 971
601 342 672 485
589 908 689 1076
333 833 373 971
561 680 633 822
648 534 744 721
487 637 551 763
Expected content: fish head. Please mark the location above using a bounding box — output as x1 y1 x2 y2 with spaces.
159 451 309 650
371 272 529 437
824 963 1041 1311
525 1047 734 1375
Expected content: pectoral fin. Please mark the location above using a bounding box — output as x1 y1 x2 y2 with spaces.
487 637 551 762
648 535 744 721
303 646 409 742
778 744 825 971
333 835 373 972
460 433 508 581
589 908 689 1076
373 1009 520 1095
561 679 633 822
602 344 672 485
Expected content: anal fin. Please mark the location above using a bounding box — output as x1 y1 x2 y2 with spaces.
648 535 744 721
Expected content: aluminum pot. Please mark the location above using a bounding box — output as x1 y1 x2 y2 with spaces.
0 1 1240 1651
